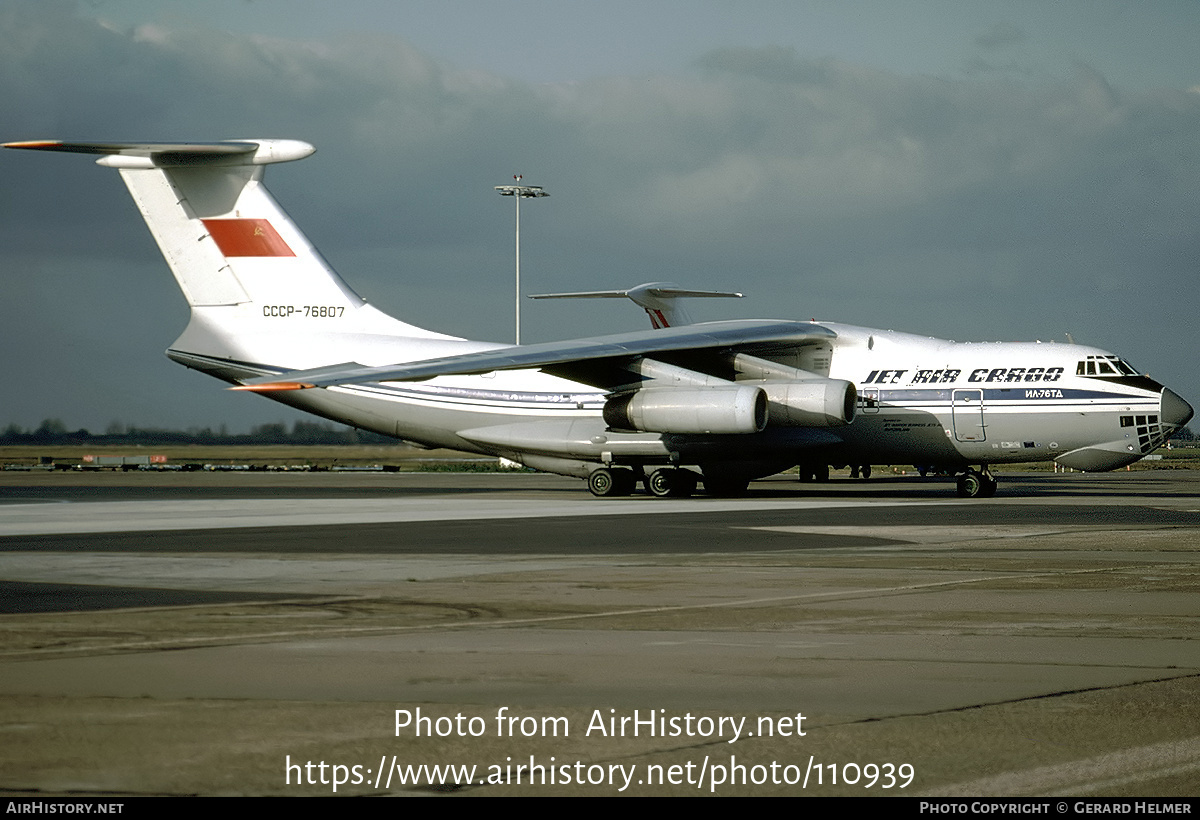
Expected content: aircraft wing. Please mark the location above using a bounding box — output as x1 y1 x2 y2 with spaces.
237 319 835 391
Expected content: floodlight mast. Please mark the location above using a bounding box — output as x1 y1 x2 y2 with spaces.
495 176 548 345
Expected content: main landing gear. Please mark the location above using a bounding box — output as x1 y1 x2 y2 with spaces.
585 468 705 499
587 466 700 498
956 467 997 498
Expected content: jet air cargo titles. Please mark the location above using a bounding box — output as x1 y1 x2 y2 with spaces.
5 139 1192 498
863 367 1066 385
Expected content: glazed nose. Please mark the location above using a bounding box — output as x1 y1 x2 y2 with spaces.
1160 387 1194 428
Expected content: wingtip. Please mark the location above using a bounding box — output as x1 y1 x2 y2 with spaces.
2 140 62 150
229 381 315 393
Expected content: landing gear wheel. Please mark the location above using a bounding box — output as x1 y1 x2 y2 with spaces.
860 464 872 480
645 468 697 498
588 467 635 497
645 468 674 498
587 468 616 497
956 469 995 498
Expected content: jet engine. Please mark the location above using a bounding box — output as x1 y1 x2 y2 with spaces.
726 353 855 427
761 379 857 427
603 386 768 435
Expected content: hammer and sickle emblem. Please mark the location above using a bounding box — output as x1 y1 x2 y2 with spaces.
253 225 265 236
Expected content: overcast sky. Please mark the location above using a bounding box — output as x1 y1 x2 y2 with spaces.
2 0 1197 432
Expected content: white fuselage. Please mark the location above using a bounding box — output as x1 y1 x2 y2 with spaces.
170 307 1172 478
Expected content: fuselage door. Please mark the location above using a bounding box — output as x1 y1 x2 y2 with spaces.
859 387 881 414
951 389 986 442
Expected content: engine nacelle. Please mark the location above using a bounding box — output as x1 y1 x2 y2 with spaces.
761 379 857 427
603 386 768 434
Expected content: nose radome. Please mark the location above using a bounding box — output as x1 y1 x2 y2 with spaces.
1161 387 1194 428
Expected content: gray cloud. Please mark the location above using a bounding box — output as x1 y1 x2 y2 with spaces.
1 4 1196 430
975 21 1026 50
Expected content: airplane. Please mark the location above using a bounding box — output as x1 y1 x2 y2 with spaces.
5 138 1192 499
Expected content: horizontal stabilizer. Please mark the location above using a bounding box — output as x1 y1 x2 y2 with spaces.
530 285 743 300
530 281 742 329
3 139 314 168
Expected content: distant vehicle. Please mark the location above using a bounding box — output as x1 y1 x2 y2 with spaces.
6 139 1192 497
80 454 166 470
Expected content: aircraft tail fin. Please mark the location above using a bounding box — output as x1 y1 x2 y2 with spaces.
3 140 459 379
4 140 363 311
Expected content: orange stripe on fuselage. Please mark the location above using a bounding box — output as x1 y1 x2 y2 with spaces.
202 218 295 257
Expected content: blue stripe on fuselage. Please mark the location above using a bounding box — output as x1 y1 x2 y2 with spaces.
869 387 1153 403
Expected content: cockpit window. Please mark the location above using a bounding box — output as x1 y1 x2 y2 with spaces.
1077 355 1141 377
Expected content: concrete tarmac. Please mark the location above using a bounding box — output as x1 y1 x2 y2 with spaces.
0 469 1197 796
